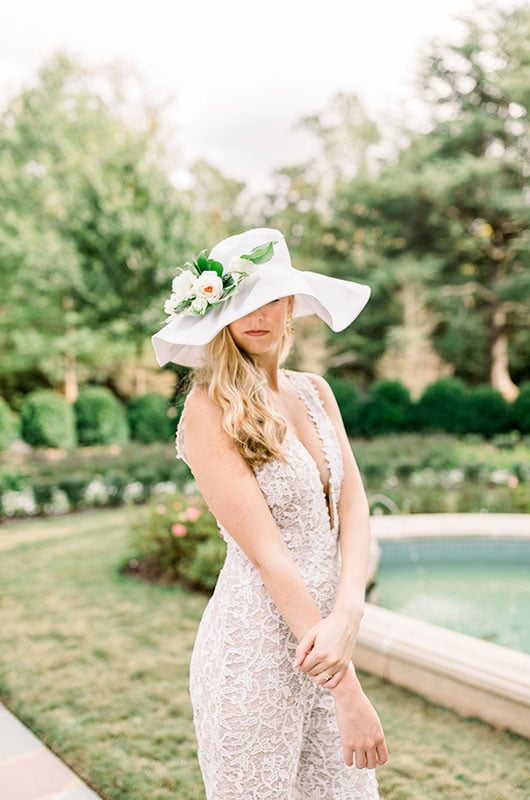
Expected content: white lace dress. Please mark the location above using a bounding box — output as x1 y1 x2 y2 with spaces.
176 370 379 800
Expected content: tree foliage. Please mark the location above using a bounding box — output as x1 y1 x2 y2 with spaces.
0 54 190 403
325 4 529 395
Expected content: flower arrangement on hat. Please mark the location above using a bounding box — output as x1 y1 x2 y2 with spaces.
163 240 277 320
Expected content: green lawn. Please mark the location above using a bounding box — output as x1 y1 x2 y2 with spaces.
0 509 528 800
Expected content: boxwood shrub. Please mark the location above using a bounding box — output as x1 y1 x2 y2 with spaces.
127 393 175 443
20 390 77 449
326 377 362 436
466 386 511 438
415 377 469 434
74 386 129 446
360 380 414 436
0 398 19 450
512 383 530 434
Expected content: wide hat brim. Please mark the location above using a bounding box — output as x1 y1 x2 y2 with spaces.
151 229 371 368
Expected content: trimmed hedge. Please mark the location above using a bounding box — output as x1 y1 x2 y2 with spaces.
127 393 174 443
20 390 77 449
415 377 470 434
326 377 361 436
513 383 530 434
328 375 524 439
0 398 19 450
74 386 129 446
466 386 511 438
360 380 413 436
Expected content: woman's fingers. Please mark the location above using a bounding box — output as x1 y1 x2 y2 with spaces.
323 667 347 689
342 744 354 767
376 742 389 765
293 629 317 668
343 747 380 770
315 667 347 689
354 748 367 769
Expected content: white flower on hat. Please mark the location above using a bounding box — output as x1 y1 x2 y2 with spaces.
161 239 277 322
164 298 176 315
195 271 223 302
191 295 208 314
172 270 197 301
229 256 253 274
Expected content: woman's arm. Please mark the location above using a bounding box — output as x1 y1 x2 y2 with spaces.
294 373 372 688
183 385 324 641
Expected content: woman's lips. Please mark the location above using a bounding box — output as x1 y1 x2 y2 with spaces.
245 330 268 336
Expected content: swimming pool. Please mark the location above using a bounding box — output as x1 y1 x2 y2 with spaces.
374 537 530 655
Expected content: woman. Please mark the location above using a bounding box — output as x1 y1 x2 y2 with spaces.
152 228 388 799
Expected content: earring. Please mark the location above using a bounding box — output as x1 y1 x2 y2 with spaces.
286 313 295 335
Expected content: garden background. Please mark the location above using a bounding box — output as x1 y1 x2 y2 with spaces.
1 3 529 799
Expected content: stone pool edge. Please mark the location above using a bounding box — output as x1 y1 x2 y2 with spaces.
355 513 530 739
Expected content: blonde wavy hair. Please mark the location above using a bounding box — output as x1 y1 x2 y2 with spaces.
191 326 293 468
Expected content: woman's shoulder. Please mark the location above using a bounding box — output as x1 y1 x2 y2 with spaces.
183 384 223 428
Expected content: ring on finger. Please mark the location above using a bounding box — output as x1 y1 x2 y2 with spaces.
322 671 333 681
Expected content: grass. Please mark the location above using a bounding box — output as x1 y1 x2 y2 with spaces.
1 509 529 799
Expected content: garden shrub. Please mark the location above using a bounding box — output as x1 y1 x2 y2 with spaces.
56 475 93 508
415 377 469 434
128 492 225 590
466 386 511 438
359 380 413 436
326 377 362 436
490 431 521 450
0 398 19 449
32 480 56 509
127 392 175 444
74 386 129 446
179 535 228 591
512 383 530 434
20 390 77 448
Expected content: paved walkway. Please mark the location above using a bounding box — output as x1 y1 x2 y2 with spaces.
0 704 103 800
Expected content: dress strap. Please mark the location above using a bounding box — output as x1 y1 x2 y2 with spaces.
175 410 189 464
283 370 330 433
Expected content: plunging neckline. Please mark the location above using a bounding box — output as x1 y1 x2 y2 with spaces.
280 370 333 511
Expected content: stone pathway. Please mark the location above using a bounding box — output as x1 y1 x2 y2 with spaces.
0 704 103 800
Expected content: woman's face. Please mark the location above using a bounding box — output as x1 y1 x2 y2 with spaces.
228 296 294 356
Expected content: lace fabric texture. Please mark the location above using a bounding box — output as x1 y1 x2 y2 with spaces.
177 370 379 799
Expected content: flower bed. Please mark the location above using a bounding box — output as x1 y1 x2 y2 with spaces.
1 433 528 522
0 441 192 521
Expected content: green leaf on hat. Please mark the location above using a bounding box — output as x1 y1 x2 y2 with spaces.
196 250 210 273
207 259 224 277
240 240 277 265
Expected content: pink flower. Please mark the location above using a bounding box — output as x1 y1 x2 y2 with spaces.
155 504 167 514
507 475 519 489
171 523 187 537
186 506 201 522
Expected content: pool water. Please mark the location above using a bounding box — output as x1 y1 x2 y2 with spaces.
375 538 530 655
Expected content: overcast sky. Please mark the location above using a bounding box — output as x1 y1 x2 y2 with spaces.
0 0 518 190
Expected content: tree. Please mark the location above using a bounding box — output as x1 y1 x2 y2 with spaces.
253 93 380 377
186 159 247 247
327 3 529 397
0 54 191 402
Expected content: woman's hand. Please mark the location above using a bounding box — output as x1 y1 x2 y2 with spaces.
331 668 388 769
293 608 363 689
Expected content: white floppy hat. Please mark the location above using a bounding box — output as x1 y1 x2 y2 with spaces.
151 227 370 368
